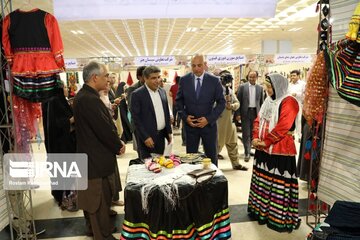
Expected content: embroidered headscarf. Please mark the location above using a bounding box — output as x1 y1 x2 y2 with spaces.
258 73 289 127
258 73 301 153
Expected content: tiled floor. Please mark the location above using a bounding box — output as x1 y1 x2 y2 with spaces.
1 128 313 239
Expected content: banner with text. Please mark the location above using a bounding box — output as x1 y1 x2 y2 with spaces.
65 59 79 69
274 54 313 64
134 56 176 66
207 55 247 65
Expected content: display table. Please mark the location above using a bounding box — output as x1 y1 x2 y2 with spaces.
120 163 231 240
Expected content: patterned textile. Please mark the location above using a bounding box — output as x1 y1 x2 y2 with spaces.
121 209 231 240
303 51 329 126
13 74 61 102
12 95 42 152
317 86 360 205
121 164 231 239
248 151 299 232
326 39 360 106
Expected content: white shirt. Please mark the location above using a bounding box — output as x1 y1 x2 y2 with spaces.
248 84 256 108
194 73 205 91
288 80 306 104
145 84 166 130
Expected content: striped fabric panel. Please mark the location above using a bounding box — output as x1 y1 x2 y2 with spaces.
248 163 299 232
13 76 58 91
317 86 360 206
12 75 61 102
120 208 231 240
331 0 359 42
326 39 360 106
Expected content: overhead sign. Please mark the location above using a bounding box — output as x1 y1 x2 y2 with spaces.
274 54 313 64
65 59 78 69
207 55 247 65
54 0 277 21
134 56 176 66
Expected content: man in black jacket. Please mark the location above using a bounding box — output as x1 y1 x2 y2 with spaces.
74 61 125 240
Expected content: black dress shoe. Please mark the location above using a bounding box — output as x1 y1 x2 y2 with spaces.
233 165 248 171
218 154 225 160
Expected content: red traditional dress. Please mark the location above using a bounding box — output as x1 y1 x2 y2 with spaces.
2 8 65 102
248 93 301 232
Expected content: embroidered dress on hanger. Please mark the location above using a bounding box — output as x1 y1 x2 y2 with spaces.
2 8 65 102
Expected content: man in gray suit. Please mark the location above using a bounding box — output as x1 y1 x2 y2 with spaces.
235 71 264 162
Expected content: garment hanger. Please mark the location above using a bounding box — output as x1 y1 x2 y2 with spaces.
19 0 36 11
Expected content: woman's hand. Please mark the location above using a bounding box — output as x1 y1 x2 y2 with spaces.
252 138 260 147
252 138 266 149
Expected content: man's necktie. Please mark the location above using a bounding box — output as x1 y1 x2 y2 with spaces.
196 78 201 99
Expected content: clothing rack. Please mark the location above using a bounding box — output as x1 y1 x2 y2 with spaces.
305 0 330 230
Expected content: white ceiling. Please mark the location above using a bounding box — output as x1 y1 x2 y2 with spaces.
11 0 320 59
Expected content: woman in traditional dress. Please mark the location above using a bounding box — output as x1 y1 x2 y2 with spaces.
247 73 301 232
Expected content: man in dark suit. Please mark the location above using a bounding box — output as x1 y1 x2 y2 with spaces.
125 66 146 156
235 71 264 162
126 66 146 111
176 54 225 166
74 61 125 240
131 66 172 159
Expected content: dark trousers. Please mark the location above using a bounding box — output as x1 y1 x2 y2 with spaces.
172 105 181 127
138 129 166 159
84 177 113 240
241 108 257 156
185 124 218 166
181 120 187 145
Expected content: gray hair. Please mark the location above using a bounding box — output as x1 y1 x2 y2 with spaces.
83 61 103 83
143 66 161 79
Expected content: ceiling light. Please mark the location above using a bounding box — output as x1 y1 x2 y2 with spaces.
288 27 302 32
71 30 84 35
288 6 297 12
186 27 198 32
298 47 308 50
243 47 251 50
